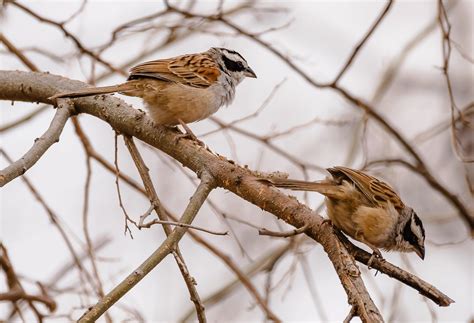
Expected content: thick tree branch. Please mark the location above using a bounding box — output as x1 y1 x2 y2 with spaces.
0 71 455 321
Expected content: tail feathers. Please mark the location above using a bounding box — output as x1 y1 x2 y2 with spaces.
259 178 343 198
49 83 133 101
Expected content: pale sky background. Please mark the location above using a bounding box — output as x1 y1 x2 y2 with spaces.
1 1 473 322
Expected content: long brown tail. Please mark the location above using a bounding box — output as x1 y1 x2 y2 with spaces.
258 178 343 198
49 82 134 101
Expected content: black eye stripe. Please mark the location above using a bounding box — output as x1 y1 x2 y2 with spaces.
222 55 246 72
403 214 425 249
403 219 419 246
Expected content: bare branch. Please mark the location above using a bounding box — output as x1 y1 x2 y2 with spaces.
0 106 49 133
8 1 126 76
340 235 454 307
0 99 75 187
0 149 98 304
114 133 137 237
123 135 207 322
0 33 39 71
1 244 57 318
259 224 308 237
332 0 393 84
0 71 456 321
177 223 286 323
77 171 216 322
140 218 228 236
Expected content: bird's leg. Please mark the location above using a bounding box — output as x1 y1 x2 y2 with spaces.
177 119 205 146
366 245 383 269
355 233 383 269
322 218 333 227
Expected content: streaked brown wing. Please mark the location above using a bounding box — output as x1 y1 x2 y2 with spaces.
330 166 405 211
129 53 221 88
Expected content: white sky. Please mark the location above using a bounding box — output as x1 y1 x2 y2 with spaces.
1 1 473 321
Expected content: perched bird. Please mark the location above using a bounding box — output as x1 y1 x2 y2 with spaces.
259 166 425 262
50 47 256 139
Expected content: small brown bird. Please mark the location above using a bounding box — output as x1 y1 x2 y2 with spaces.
260 166 425 261
50 47 256 138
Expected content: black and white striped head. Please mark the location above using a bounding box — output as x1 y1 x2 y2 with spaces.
209 47 256 82
400 209 425 259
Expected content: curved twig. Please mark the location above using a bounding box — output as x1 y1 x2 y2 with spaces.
0 99 75 187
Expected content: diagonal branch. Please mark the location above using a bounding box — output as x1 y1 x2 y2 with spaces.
0 33 39 71
0 99 75 187
0 71 456 321
77 170 216 322
123 135 207 323
342 237 454 306
332 0 394 84
7 1 126 76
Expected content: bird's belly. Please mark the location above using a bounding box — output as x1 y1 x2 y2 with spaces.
140 82 222 125
326 198 359 239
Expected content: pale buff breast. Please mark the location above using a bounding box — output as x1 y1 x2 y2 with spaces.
352 204 399 249
325 181 362 239
123 79 225 125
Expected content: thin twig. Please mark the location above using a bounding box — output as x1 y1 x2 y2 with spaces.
332 0 393 84
0 150 96 298
259 224 308 237
113 133 137 237
140 219 228 236
437 0 473 163
0 106 49 133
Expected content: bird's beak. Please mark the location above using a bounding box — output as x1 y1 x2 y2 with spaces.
244 67 257 78
415 245 425 260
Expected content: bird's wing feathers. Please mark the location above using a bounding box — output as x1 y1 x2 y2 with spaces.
129 53 221 88
329 166 405 211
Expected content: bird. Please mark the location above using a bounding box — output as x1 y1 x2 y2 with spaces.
49 47 256 140
259 166 425 263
